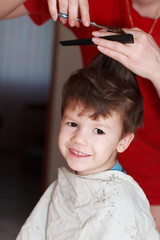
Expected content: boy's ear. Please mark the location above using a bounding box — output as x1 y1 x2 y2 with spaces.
117 133 134 153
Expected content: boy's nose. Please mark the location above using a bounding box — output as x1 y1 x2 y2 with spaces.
71 130 88 146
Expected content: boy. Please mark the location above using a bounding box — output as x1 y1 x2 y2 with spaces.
16 54 160 239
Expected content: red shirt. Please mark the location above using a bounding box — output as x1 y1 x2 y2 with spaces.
24 0 160 204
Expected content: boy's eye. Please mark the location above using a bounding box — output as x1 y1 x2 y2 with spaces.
67 122 78 127
94 128 105 135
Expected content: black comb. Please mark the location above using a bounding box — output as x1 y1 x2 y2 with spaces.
59 34 134 46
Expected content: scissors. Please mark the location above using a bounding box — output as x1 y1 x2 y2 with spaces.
58 12 125 34
58 12 108 29
58 12 134 46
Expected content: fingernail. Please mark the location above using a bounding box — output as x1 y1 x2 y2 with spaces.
52 16 57 22
70 20 75 27
92 37 99 44
97 46 104 51
60 18 67 24
51 11 57 21
84 21 90 27
92 31 100 37
75 21 80 28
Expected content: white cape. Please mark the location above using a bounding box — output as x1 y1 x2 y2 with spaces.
17 167 160 240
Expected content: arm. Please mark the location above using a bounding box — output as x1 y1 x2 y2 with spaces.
47 0 90 27
1 0 90 26
0 0 28 19
92 28 160 97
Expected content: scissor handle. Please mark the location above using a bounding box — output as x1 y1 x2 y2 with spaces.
58 12 82 23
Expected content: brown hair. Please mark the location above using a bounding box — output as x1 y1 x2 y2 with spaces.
61 54 144 136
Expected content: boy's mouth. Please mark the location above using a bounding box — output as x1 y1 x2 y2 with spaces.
70 148 89 157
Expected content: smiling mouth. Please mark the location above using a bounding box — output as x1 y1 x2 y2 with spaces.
70 149 90 157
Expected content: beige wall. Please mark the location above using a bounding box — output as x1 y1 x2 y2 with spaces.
44 22 82 186
0 16 54 151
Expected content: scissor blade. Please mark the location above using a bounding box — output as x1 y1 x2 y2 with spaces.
58 12 111 29
77 18 107 29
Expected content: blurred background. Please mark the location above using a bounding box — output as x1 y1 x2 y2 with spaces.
0 15 82 239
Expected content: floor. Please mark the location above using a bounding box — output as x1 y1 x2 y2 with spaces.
0 151 41 239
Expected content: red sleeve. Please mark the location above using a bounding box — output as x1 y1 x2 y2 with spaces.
24 0 51 25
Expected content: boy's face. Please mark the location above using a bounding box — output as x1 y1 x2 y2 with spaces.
58 101 133 176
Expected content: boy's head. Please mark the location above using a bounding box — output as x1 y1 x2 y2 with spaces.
61 54 143 136
58 54 144 175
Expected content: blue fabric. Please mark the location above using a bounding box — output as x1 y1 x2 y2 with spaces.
111 160 126 174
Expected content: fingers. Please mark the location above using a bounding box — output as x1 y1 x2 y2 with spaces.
122 27 144 35
59 0 68 24
48 0 90 27
92 37 131 56
92 27 160 91
92 31 160 81
68 0 79 27
92 27 148 40
97 44 129 67
92 29 110 37
68 0 90 27
48 0 58 21
78 0 90 26
91 28 147 60
91 37 133 70
92 28 126 38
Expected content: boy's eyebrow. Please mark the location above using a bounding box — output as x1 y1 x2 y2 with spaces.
62 114 70 120
62 112 76 120
92 122 112 130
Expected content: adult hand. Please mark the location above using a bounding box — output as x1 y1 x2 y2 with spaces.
92 28 160 96
48 0 90 27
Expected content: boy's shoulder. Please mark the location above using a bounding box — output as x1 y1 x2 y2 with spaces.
106 170 148 201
